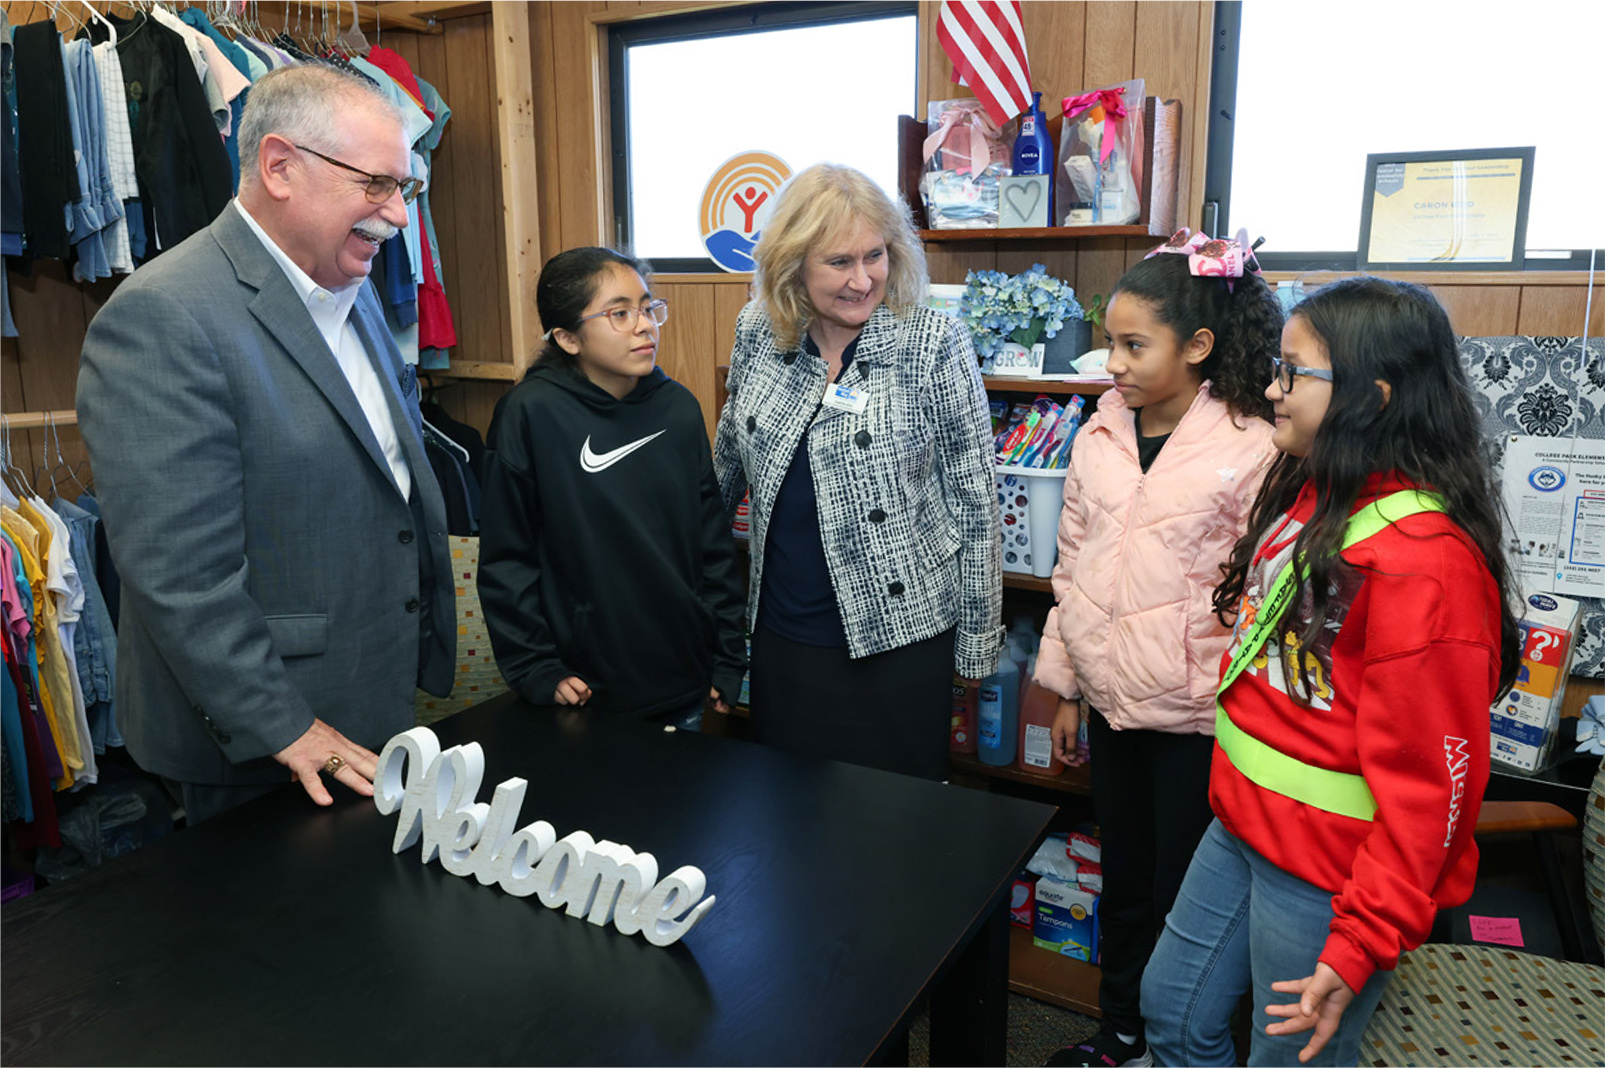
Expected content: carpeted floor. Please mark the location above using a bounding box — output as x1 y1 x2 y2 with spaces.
907 992 1101 1067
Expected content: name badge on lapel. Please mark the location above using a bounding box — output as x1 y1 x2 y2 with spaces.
821 382 870 415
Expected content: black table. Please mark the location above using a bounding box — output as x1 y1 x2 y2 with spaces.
2 695 1056 1066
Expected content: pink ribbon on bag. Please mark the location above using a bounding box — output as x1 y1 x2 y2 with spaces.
1060 87 1128 166
923 102 1001 176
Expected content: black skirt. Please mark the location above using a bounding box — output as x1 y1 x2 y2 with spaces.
748 624 956 781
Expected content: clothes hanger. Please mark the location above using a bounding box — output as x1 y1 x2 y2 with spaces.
78 0 116 45
422 418 471 465
0 416 34 507
334 0 368 57
46 413 90 500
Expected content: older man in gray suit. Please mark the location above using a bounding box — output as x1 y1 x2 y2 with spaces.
77 65 455 823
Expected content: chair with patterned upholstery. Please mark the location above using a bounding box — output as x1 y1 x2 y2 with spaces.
1361 760 1605 1066
414 535 508 727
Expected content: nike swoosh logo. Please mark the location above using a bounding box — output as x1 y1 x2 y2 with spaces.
579 431 667 473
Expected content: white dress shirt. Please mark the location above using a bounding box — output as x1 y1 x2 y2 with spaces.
232 200 412 500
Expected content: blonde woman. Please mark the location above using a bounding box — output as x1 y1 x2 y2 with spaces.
713 163 1003 780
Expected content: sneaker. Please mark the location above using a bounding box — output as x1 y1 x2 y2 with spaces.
1043 1028 1154 1068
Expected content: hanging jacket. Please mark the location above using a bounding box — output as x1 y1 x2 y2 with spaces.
478 361 746 716
1034 382 1275 733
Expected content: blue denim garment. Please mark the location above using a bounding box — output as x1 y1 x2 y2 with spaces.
53 498 119 750
1141 820 1394 1067
62 38 123 280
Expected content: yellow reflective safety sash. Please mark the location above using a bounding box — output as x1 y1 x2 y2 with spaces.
1215 490 1447 821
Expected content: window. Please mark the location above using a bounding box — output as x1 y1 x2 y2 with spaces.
609 2 917 272
1205 1 1604 270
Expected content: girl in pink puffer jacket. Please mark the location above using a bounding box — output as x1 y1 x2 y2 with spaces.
1039 231 1282 1068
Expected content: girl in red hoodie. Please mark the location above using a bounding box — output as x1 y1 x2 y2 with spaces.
1141 277 1519 1066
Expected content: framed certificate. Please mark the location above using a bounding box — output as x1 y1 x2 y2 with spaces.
1358 147 1534 271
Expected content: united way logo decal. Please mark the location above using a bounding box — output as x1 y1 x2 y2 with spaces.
699 151 791 273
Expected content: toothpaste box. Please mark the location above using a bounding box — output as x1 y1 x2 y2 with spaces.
1491 591 1579 773
1033 874 1099 962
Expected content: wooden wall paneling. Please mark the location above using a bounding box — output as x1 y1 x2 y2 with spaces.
1518 285 1605 338
713 280 750 358
529 3 563 269
492 3 542 376
552 2 609 251
927 242 996 287
655 281 718 440
1430 286 1521 337
1081 1 1137 90
1020 1 1086 107
1133 2 1201 228
1074 239 1131 313
1 338 41 485
1188 1 1214 224
439 14 505 365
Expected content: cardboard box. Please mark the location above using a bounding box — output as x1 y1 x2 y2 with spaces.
1033 875 1099 962
1491 592 1580 773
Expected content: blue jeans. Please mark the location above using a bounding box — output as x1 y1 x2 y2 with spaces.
1140 820 1393 1067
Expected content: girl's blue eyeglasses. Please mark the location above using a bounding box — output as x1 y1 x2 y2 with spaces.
1270 357 1334 392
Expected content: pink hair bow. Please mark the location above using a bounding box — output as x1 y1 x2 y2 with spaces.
923 101 1002 176
1146 228 1262 288
1060 87 1128 166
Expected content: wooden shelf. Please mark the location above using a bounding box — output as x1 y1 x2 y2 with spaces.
422 362 519 382
919 225 1150 242
983 376 1112 396
1009 924 1101 1016
949 750 1090 796
1003 572 1054 593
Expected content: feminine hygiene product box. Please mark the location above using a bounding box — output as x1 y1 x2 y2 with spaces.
1033 875 1099 963
1491 592 1579 773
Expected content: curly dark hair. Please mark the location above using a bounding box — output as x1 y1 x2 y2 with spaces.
1210 276 1520 699
1109 252 1281 423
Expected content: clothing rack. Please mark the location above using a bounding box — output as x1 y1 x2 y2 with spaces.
10 1 445 36
1 410 80 431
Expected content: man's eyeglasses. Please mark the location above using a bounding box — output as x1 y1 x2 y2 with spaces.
1270 356 1334 393
577 300 670 332
295 144 424 204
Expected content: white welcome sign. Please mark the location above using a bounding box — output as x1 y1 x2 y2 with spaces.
373 727 716 947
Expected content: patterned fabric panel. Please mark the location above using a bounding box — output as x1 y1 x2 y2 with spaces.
1461 336 1605 678
415 536 508 727
1586 761 1605 955
1361 944 1605 1066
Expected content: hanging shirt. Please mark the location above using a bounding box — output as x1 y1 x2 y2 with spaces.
91 37 138 273
233 200 412 500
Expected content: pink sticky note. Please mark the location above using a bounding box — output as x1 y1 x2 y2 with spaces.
1469 915 1525 947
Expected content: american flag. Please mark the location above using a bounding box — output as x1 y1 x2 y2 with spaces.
936 0 1033 127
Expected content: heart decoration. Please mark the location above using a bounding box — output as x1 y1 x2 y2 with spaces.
1003 180 1043 225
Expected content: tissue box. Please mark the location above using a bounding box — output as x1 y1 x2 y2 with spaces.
1491 592 1579 773
1033 875 1099 962
1010 870 1039 928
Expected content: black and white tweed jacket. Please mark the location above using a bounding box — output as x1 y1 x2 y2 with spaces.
714 301 1005 679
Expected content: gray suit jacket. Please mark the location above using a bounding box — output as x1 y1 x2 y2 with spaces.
77 204 456 786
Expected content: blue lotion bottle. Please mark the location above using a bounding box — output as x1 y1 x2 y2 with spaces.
978 656 1021 766
1011 90 1054 221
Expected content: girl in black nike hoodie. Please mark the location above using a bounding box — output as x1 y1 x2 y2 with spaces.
477 248 746 720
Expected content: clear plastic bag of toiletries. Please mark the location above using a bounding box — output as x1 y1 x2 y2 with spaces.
921 98 1015 229
1056 79 1145 226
